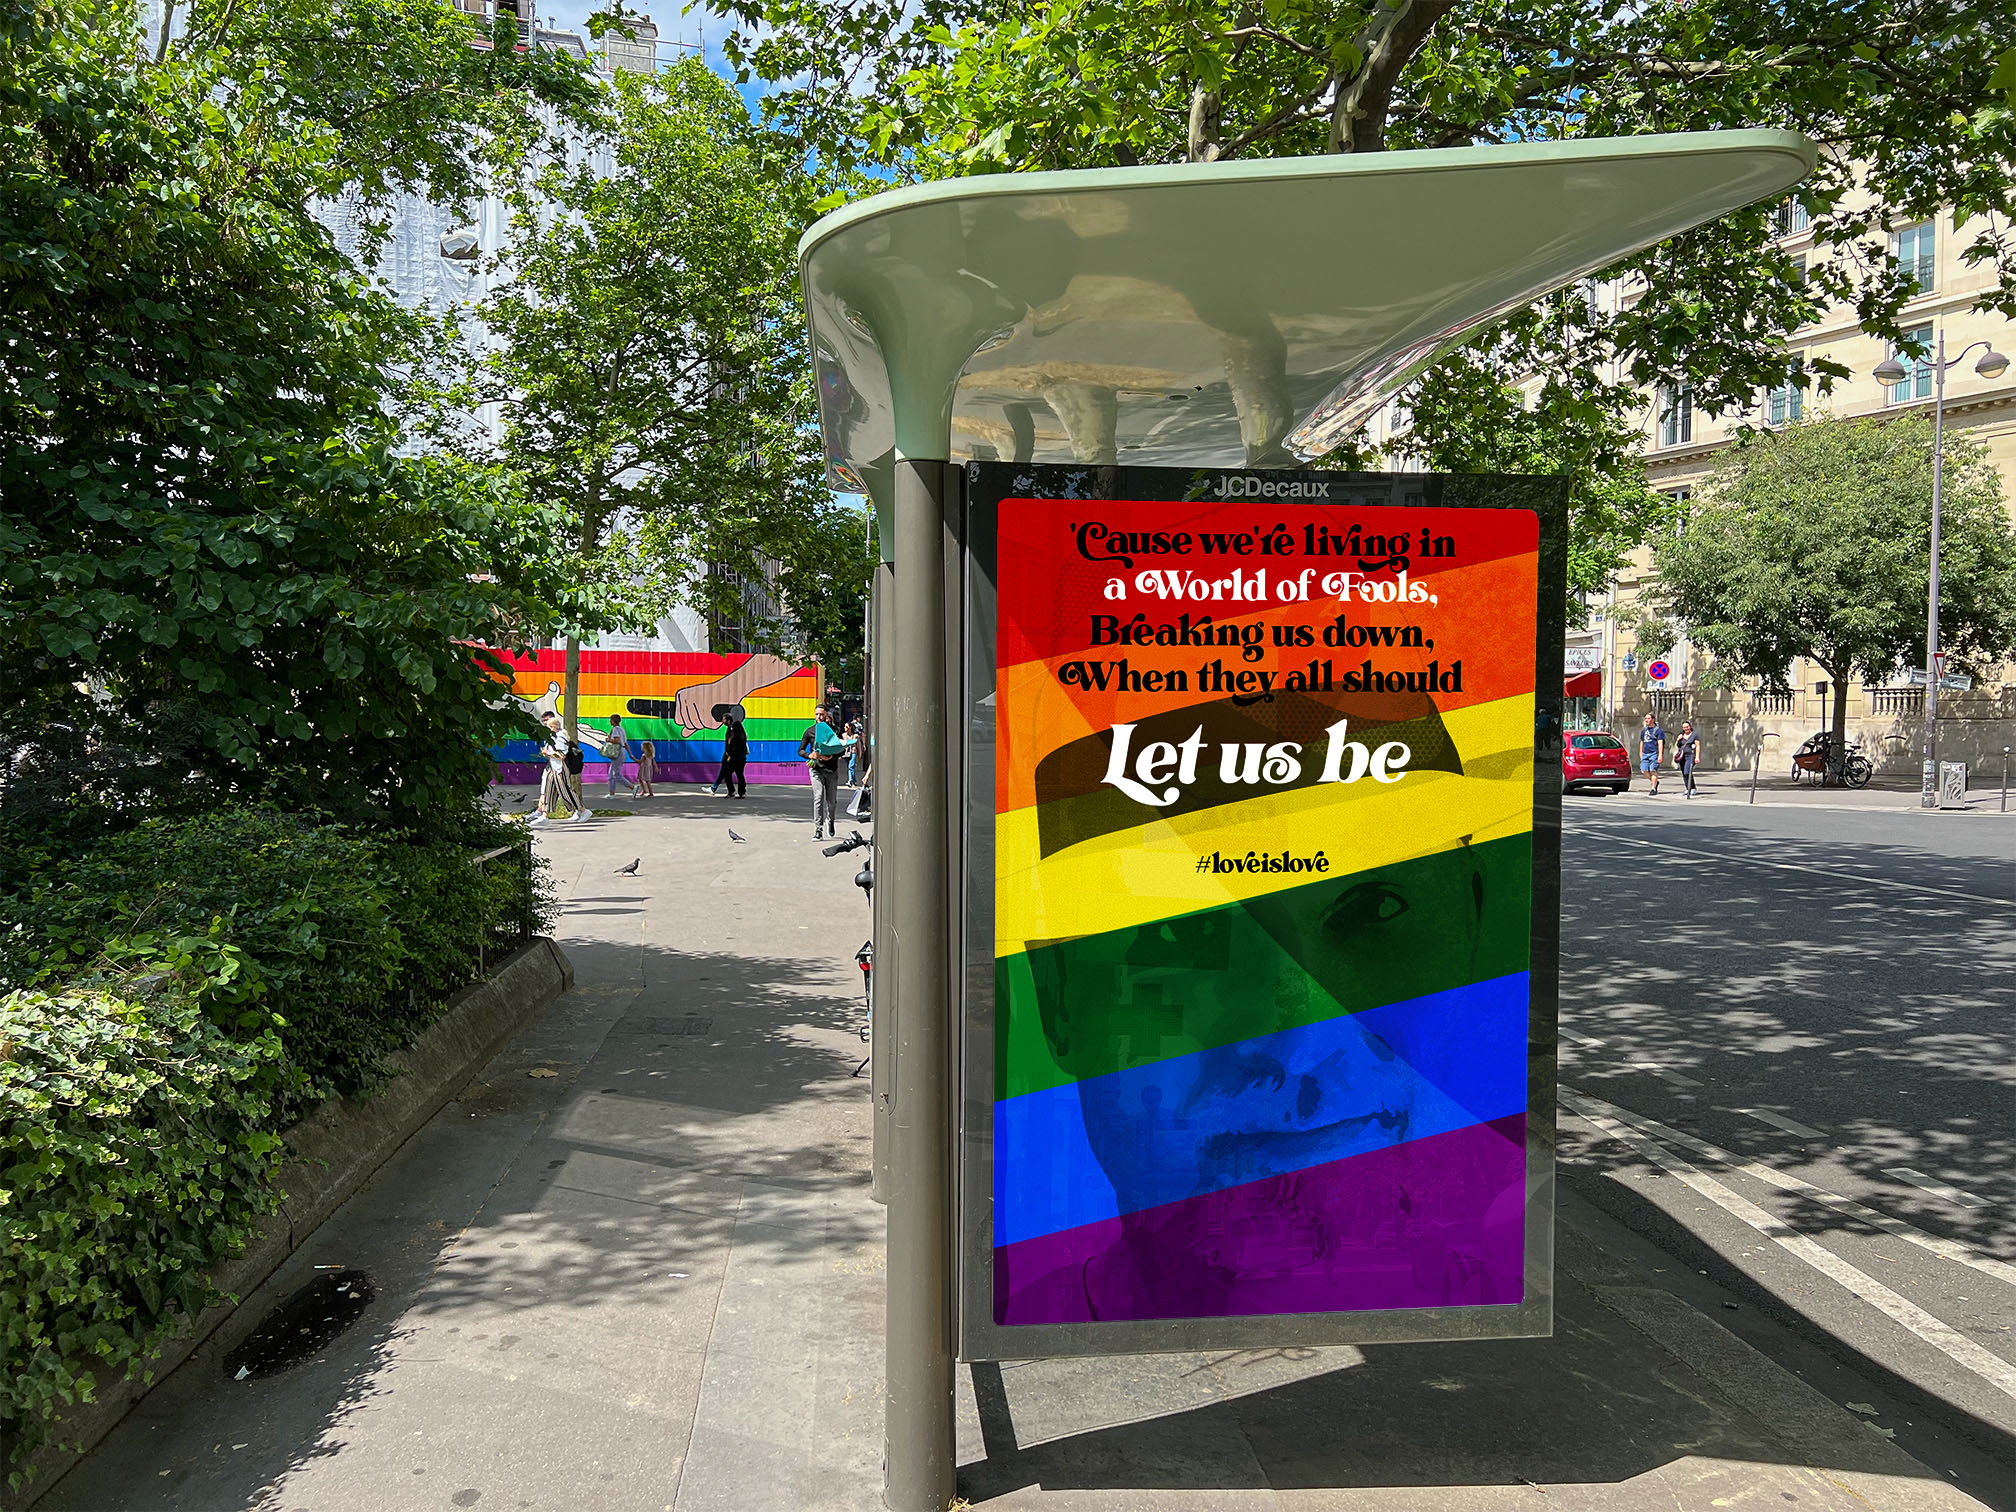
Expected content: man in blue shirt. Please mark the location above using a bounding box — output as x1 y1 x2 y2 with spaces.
1639 712 1666 796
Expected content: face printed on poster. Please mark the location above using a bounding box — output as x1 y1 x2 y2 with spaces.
990 493 1541 1329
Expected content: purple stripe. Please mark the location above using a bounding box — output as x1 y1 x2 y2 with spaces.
994 1114 1525 1326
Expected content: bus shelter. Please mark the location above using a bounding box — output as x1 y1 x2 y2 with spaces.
797 131 1814 1512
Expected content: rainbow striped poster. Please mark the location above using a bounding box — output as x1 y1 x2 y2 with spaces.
965 466 1560 1351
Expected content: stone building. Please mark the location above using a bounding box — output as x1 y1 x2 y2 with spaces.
1583 200 2016 776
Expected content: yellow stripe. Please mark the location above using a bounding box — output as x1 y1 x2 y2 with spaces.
994 694 1535 957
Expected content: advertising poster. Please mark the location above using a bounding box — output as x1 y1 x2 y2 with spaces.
961 464 1564 1357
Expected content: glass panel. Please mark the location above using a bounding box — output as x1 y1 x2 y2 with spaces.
960 462 1562 1357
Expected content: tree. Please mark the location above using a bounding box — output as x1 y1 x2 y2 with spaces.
475 60 825 737
1645 415 2016 776
704 0 2015 615
0 0 606 831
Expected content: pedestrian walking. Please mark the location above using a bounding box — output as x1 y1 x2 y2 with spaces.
844 720 865 787
715 710 749 798
530 712 575 825
1639 711 1666 796
599 713 638 798
1675 721 1701 798
635 738 657 798
805 704 855 839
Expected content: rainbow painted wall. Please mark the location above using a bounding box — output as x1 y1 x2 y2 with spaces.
486 648 820 787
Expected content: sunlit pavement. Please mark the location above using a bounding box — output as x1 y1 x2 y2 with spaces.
38 786 2008 1512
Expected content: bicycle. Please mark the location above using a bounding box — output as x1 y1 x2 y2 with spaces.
824 829 874 1075
1791 730 1873 788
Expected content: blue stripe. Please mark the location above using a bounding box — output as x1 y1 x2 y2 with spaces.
992 972 1528 1246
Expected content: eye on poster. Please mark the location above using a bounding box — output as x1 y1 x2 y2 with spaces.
960 464 1564 1360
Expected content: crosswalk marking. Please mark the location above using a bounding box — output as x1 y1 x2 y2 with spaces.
1732 1106 1827 1140
1883 1168 1994 1211
1562 1087 2016 1291
1562 1090 2016 1402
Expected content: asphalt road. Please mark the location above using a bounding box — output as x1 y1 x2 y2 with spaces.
1557 792 2016 1499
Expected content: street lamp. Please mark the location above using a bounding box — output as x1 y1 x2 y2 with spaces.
1871 335 2010 807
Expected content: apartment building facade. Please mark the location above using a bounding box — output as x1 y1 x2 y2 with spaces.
1573 203 2016 776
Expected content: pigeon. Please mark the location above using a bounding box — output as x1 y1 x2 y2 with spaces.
614 858 641 876
727 829 747 843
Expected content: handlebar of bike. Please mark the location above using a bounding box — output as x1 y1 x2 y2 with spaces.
822 829 870 857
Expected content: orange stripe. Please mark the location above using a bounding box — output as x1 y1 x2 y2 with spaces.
995 552 1537 812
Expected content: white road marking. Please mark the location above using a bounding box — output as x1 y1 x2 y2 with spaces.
1562 1091 2016 1401
1732 1106 1828 1140
1559 1029 1605 1048
1563 1087 2016 1291
1569 827 2013 908
1631 1061 1702 1088
1884 1168 1995 1211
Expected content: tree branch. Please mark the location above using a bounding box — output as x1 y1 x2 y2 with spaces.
1329 0 1458 153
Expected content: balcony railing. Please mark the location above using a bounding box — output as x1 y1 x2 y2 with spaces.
1751 691 1795 714
1867 687 1924 717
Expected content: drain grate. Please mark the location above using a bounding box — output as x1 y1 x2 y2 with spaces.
225 1269 374 1380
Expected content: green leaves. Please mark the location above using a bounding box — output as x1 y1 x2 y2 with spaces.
0 985 287 1482
1650 415 2016 691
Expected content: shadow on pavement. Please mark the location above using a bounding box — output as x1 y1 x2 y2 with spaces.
1560 811 2013 1252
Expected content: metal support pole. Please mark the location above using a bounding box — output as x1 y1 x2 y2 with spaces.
884 460 955 1512
1749 745 1761 805
1921 331 1947 809
870 559 894 1206
2002 747 2010 814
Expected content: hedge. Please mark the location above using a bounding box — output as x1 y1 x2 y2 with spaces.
0 807 551 1125
0 806 553 1485
1 985 287 1480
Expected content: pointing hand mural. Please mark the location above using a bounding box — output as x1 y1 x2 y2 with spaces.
484 650 820 788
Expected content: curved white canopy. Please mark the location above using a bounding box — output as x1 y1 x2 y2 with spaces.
799 131 1813 530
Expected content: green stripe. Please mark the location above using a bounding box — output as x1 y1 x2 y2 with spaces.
996 832 1532 1100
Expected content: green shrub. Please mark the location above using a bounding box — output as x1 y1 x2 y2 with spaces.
1 986 287 1482
0 807 552 1123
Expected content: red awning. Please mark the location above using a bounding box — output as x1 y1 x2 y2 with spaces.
1564 669 1602 698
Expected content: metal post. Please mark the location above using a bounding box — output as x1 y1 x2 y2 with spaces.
2002 747 2010 813
870 559 894 1206
1921 331 1947 809
1749 731 1777 806
884 460 955 1512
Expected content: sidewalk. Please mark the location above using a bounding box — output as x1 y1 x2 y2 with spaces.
1593 769 2013 814
38 787 1996 1512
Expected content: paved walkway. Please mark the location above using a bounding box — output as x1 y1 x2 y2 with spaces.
1586 768 2013 814
40 786 1997 1512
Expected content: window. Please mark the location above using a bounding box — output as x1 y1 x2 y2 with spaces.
1658 385 1693 447
1767 360 1804 426
1774 199 1810 237
1893 221 1935 295
1888 325 1934 402
1665 486 1693 536
1571 734 1626 751
1790 253 1806 285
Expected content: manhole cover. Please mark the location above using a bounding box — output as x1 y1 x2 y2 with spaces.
225 1269 374 1379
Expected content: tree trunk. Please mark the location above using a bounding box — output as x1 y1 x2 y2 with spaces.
1830 674 1851 786
560 491 607 746
1327 0 1458 153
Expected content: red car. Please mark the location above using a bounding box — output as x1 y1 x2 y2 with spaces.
1562 729 1632 795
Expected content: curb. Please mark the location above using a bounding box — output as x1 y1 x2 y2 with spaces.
3 938 574 1511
